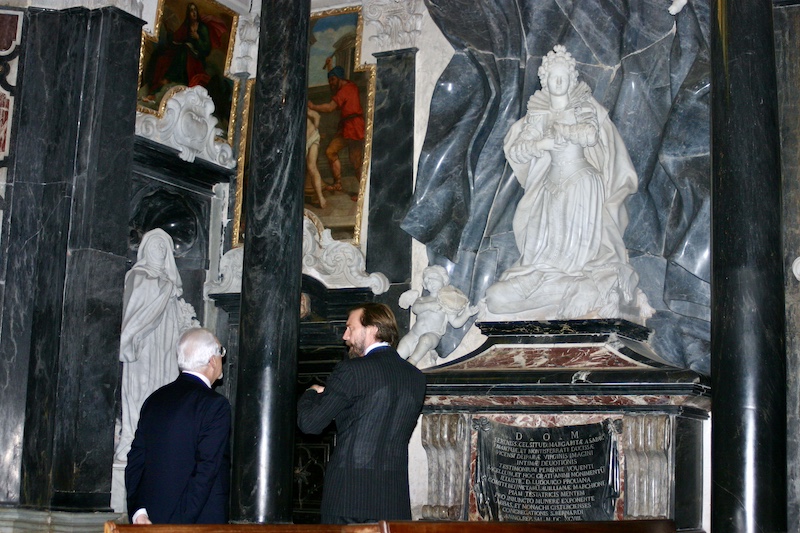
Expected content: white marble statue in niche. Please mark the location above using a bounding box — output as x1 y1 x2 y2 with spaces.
486 45 651 321
115 228 199 463
398 265 480 367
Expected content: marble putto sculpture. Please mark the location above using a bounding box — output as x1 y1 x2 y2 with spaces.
115 229 199 463
398 265 479 367
486 45 651 322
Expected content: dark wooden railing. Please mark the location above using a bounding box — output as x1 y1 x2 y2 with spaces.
104 519 676 533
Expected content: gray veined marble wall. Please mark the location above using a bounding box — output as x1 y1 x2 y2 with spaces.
404 0 712 374
775 4 800 530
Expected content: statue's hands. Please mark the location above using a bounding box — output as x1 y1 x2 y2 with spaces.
398 289 419 309
538 135 568 153
508 140 538 164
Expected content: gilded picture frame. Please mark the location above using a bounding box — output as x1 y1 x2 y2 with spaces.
231 6 375 247
136 0 239 144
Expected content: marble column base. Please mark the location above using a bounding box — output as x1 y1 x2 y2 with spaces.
0 507 120 533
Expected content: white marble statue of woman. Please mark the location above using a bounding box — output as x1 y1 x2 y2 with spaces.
114 228 199 463
486 45 650 320
398 265 480 367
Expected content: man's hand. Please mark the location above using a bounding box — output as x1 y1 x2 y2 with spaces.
133 513 152 525
309 384 325 394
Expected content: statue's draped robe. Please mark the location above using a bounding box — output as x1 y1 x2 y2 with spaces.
116 230 189 463
494 83 637 317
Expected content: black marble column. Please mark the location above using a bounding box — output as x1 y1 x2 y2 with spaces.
366 48 416 284
231 0 309 523
710 0 786 531
0 7 140 509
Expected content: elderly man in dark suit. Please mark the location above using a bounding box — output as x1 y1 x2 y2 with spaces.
297 302 427 524
125 327 231 524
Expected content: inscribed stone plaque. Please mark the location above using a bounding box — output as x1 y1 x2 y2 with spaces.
473 418 619 521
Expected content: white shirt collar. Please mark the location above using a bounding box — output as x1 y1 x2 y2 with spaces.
183 370 211 388
364 341 389 355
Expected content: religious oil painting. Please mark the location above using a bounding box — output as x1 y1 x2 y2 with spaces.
231 7 374 247
137 0 238 143
304 6 374 243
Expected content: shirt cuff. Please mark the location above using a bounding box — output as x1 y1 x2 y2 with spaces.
131 508 148 523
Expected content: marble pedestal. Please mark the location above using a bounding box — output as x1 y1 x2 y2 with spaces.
419 321 710 529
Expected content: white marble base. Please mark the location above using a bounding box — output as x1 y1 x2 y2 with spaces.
0 508 121 533
110 463 127 515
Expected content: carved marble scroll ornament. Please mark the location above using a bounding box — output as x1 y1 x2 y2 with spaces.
135 85 235 168
301 215 389 294
486 45 653 323
204 213 389 296
115 229 199 463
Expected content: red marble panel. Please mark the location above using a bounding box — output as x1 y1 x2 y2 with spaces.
425 394 711 411
438 344 648 371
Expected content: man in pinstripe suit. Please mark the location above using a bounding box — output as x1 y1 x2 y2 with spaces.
298 303 427 524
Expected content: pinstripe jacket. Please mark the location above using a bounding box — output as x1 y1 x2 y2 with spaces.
297 345 426 521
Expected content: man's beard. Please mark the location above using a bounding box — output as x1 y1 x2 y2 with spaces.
347 337 365 359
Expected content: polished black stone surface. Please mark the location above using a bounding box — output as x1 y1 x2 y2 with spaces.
366 49 416 284
711 0 786 531
231 0 309 523
0 7 141 509
674 416 704 530
775 5 800 529
404 0 713 374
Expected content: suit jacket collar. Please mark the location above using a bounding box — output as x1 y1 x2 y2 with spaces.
179 371 211 388
364 341 390 356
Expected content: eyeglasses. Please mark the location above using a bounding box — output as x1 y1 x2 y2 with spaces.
217 346 227 358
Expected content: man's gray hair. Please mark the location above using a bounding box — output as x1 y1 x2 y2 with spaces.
177 327 220 371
